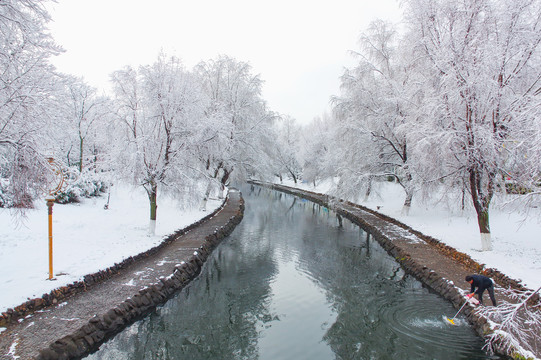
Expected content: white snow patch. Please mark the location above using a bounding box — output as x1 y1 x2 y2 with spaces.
123 279 136 286
8 339 20 359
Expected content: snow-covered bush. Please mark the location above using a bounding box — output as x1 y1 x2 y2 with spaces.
55 171 108 204
0 178 13 208
0 177 36 209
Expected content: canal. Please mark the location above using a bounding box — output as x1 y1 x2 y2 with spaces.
87 185 495 359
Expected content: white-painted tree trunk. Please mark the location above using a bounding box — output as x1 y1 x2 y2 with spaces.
199 180 213 211
401 186 413 216
219 185 226 199
481 232 492 251
199 198 208 212
148 219 156 236
401 204 411 216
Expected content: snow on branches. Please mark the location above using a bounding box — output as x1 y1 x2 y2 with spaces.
480 286 541 358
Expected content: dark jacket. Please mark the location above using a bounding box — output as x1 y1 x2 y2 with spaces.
470 274 493 294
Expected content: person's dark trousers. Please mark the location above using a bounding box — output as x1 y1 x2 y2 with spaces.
476 284 497 306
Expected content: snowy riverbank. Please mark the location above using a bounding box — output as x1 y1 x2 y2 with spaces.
280 179 541 291
0 184 222 314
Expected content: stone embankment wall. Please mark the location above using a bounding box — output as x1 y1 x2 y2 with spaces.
37 197 244 359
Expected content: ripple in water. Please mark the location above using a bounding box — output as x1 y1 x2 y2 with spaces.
381 293 478 352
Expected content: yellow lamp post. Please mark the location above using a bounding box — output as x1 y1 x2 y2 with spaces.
44 157 67 281
45 195 55 280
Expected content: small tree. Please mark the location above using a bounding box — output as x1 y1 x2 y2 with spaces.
64 77 110 173
301 113 335 188
274 116 302 184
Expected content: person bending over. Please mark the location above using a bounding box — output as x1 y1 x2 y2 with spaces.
465 274 497 306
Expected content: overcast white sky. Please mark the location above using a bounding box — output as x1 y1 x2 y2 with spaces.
46 0 403 124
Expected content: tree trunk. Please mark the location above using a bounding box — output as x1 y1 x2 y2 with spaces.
79 136 84 173
469 166 493 251
477 209 492 251
475 207 490 233
218 168 231 199
146 180 157 235
401 170 413 216
149 185 157 221
220 168 230 188
401 190 413 216
364 176 373 202
288 169 297 184
461 185 466 211
199 180 212 211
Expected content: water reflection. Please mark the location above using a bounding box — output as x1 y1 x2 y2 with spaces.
87 185 495 360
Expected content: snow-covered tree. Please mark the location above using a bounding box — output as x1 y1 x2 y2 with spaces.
328 108 378 203
404 0 541 250
194 55 276 209
0 0 62 209
111 54 207 233
60 76 111 173
273 116 302 183
301 112 336 188
332 20 422 214
480 286 541 357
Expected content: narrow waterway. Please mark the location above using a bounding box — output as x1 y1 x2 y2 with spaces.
87 185 496 359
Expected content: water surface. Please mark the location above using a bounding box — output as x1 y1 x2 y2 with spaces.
87 185 496 359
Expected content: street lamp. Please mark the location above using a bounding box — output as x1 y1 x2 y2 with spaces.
44 157 67 280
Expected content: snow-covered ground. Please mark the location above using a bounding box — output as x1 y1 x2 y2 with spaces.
0 184 222 314
281 179 541 291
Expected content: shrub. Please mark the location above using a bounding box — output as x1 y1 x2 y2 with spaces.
54 171 108 204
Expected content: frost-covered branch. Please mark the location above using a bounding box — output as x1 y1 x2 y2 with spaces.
480 286 541 357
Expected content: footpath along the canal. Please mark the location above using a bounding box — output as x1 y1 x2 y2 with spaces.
0 190 244 360
251 181 541 360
